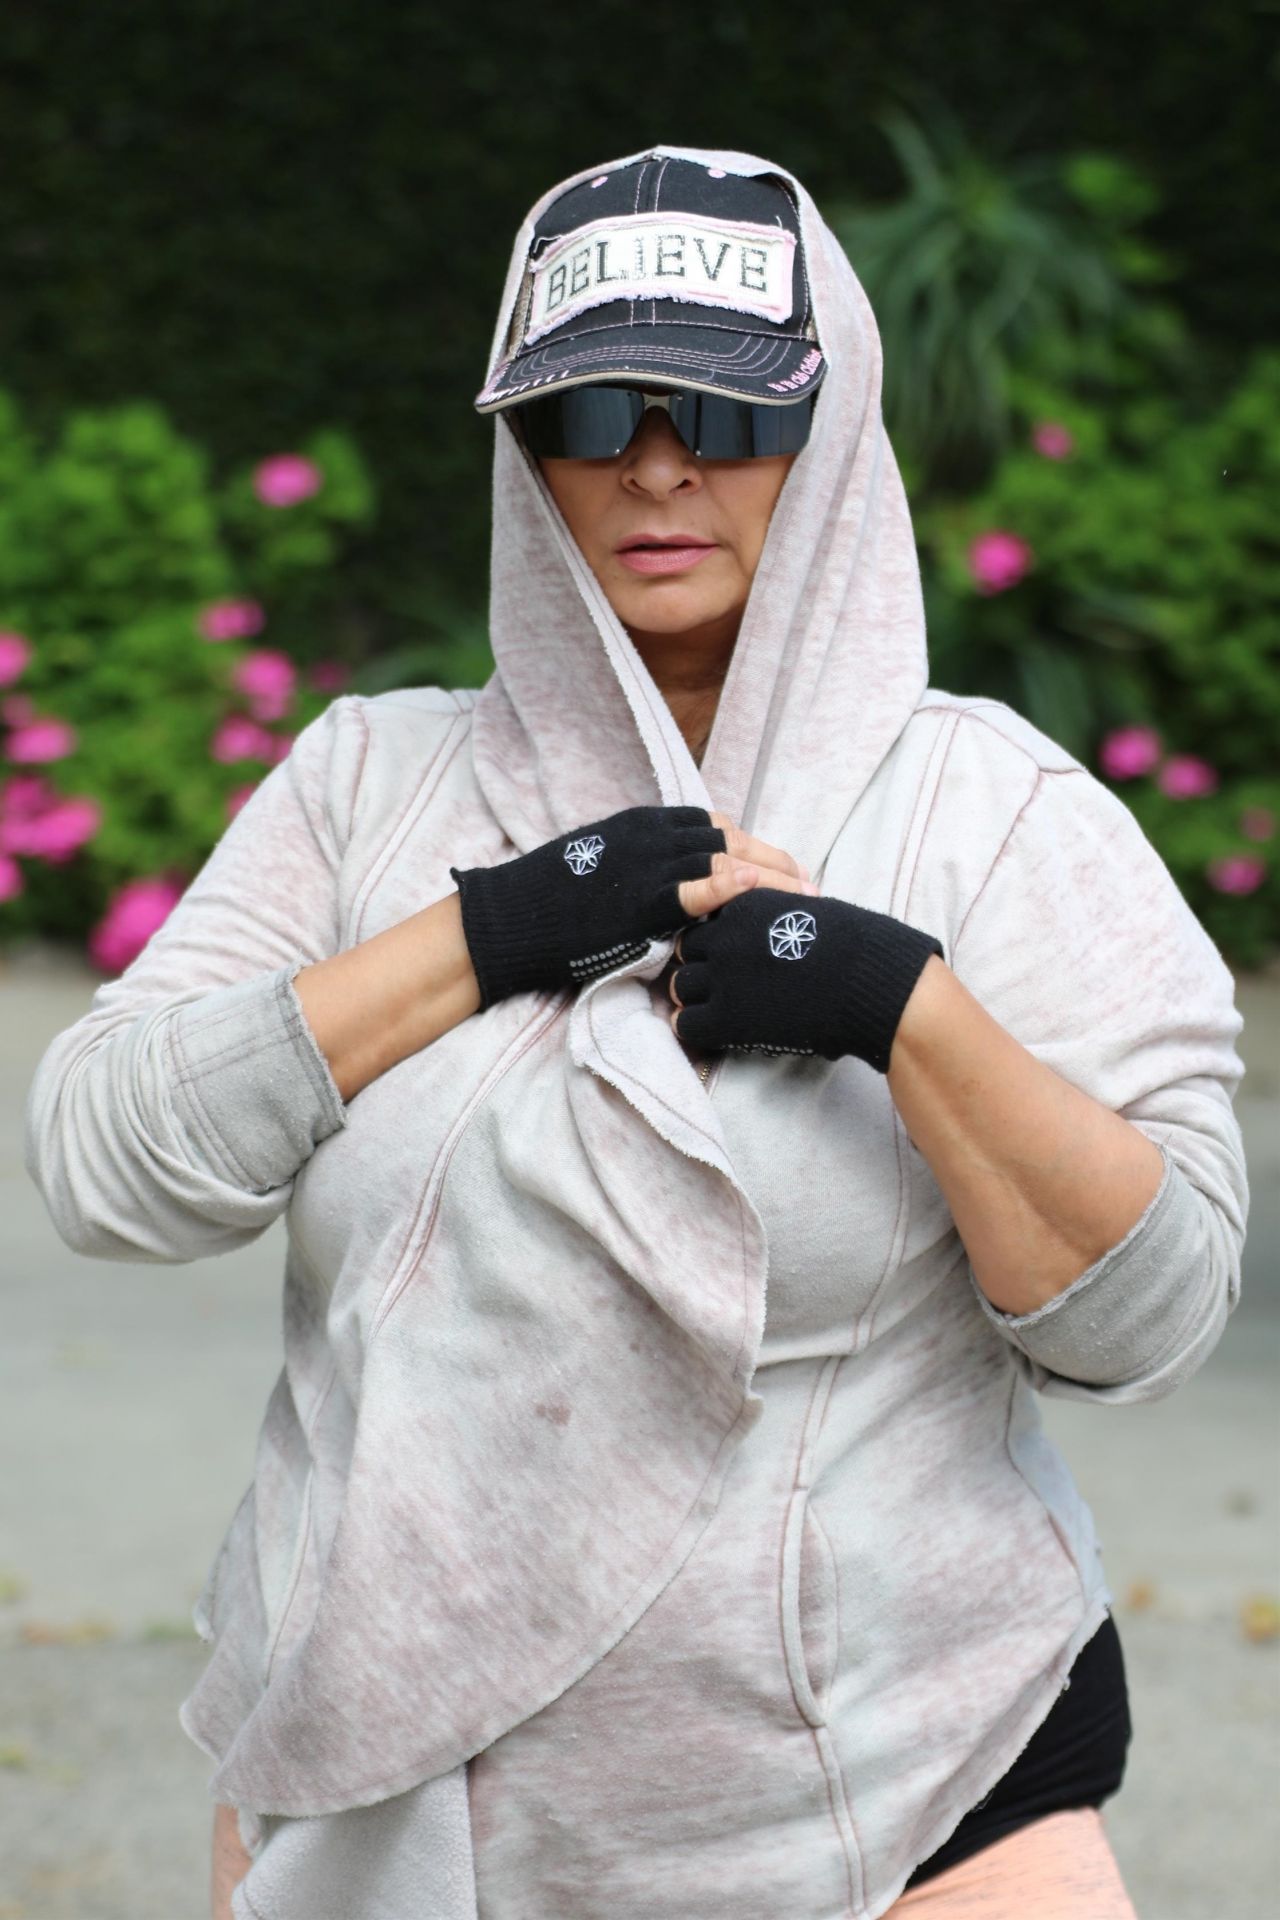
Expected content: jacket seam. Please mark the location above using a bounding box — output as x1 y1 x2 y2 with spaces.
167 1018 293 1080
350 712 470 945
368 995 570 1343
342 694 373 848
864 711 958 1347
948 768 1046 961
892 709 958 923
914 700 1069 778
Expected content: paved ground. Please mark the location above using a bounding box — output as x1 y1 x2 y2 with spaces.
1 941 1277 1920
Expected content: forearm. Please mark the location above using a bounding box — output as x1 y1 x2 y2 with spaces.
293 891 481 1104
887 957 1165 1316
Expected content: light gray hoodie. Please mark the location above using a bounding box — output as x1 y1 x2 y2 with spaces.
24 146 1248 1919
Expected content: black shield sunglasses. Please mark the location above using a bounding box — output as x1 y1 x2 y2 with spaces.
513 383 817 461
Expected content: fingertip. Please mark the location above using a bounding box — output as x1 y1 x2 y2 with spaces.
733 862 758 887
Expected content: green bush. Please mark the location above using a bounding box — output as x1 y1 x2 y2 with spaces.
829 117 1278 968
0 391 376 956
910 332 1278 970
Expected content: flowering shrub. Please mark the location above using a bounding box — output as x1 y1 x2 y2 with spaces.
968 531 1034 595
915 345 1280 969
253 454 324 508
0 391 373 970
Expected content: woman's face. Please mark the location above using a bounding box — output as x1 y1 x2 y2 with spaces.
535 404 797 644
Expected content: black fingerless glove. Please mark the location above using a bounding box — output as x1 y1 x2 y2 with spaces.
672 888 944 1072
451 806 726 1007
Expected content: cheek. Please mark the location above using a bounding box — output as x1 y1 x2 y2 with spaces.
539 467 611 557
723 477 789 572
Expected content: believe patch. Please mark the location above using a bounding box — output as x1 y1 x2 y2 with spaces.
522 213 797 346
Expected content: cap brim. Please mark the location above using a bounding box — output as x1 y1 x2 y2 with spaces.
476 321 825 412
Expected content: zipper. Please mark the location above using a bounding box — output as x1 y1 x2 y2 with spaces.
696 1054 725 1096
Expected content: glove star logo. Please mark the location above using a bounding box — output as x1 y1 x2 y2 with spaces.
564 834 606 875
768 909 817 959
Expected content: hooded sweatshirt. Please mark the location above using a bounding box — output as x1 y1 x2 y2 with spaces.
23 146 1248 1920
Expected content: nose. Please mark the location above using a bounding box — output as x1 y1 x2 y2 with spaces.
620 408 701 498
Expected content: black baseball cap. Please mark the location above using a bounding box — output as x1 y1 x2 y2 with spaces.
476 154 826 414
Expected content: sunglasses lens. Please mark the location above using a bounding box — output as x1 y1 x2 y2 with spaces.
668 393 814 457
518 387 645 458
515 386 815 459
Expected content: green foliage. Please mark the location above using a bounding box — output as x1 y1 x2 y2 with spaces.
913 348 1280 969
827 111 1174 492
0 391 375 949
0 4 1272 641
825 106 1279 966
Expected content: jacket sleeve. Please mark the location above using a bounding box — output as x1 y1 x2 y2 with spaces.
945 763 1249 1405
23 695 369 1263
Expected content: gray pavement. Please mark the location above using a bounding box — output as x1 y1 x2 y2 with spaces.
1 941 1277 1919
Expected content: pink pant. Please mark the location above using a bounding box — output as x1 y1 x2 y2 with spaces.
887 1808 1138 1917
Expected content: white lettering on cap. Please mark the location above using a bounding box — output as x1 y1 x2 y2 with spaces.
522 212 797 346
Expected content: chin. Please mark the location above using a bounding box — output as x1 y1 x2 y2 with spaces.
622 598 726 634
608 579 741 636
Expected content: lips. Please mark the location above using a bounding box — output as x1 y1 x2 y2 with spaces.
615 533 718 576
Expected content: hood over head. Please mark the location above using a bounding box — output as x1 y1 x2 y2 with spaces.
472 142 929 883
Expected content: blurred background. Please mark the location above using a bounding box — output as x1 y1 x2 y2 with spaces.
1 3 1277 1916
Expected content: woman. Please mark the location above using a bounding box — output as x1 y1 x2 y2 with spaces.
25 147 1248 1920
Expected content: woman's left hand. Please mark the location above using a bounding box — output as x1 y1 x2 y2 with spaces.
668 887 943 1073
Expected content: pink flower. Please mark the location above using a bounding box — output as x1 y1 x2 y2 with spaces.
1032 421 1075 459
1206 854 1266 896
0 631 31 687
1240 808 1275 843
198 598 266 643
210 715 279 764
1 772 101 863
5 716 77 763
253 454 323 508
232 648 297 723
269 732 296 764
0 851 23 902
2 795 100 861
968 531 1033 594
1 771 57 821
1158 755 1218 799
1099 726 1162 781
226 781 260 820
308 660 351 693
88 873 187 974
